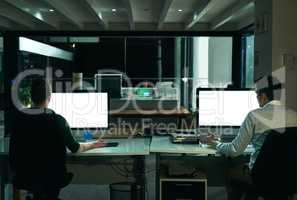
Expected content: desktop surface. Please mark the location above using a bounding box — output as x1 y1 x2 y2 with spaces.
75 138 150 156
150 136 254 155
104 142 119 147
150 136 217 155
0 136 254 156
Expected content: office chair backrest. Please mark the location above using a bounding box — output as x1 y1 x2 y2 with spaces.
251 127 297 195
10 110 68 189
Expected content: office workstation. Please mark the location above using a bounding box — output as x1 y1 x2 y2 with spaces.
0 1 297 200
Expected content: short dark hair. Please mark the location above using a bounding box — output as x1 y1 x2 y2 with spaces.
255 75 282 101
30 78 51 105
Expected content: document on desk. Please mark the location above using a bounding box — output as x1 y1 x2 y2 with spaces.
150 136 217 155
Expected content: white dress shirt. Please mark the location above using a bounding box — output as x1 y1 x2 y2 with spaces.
216 100 297 169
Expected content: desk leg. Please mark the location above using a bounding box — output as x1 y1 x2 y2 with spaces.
156 154 160 200
133 156 146 200
0 159 5 200
144 154 158 200
0 178 4 200
177 117 181 129
178 116 186 129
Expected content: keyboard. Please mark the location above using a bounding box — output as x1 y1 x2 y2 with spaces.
174 130 196 135
171 135 200 144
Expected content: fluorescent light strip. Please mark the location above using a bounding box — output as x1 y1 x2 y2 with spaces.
19 37 74 61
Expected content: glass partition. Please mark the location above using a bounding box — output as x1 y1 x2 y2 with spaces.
0 36 3 94
15 35 234 112
3 33 238 136
0 36 3 138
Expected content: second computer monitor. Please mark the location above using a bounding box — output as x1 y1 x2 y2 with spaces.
197 89 259 127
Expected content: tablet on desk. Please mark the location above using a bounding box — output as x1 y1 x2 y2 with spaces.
104 142 119 147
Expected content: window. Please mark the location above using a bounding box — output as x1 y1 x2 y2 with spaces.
0 36 3 132
192 37 233 110
193 37 233 88
0 37 3 93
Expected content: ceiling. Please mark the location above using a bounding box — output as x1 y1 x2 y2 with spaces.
0 0 255 31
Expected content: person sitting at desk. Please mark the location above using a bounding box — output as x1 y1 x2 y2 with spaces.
9 78 106 200
204 75 297 200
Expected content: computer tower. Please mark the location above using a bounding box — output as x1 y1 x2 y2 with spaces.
160 177 207 200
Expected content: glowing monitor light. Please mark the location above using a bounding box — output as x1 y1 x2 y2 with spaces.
198 89 259 127
48 93 108 128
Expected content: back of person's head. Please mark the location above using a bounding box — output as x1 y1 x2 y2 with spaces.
31 78 51 106
255 75 282 101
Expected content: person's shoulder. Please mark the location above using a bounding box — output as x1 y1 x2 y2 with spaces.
244 107 265 124
44 108 66 122
250 107 262 114
54 113 67 123
50 111 70 128
248 107 263 117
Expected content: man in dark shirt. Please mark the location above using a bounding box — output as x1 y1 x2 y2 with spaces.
9 78 106 200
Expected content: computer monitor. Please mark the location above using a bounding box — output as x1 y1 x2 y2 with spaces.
197 89 259 127
48 92 108 129
95 74 122 98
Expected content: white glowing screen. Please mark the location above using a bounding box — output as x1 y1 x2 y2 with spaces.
198 90 259 126
48 93 108 128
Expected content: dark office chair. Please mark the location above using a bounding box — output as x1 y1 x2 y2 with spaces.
9 110 74 200
249 127 297 200
13 172 73 200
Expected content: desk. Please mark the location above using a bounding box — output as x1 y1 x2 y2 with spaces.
74 138 150 156
0 138 150 200
149 136 252 200
0 137 252 200
150 136 255 155
150 136 216 155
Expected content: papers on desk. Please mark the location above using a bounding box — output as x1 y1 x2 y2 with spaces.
150 136 217 155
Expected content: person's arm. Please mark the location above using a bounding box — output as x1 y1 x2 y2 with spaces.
56 115 105 153
77 140 106 153
216 113 255 157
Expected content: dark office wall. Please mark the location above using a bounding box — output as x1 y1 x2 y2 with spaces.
15 37 175 87
72 37 175 85
50 58 74 79
161 38 175 78
74 37 125 77
126 38 158 82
